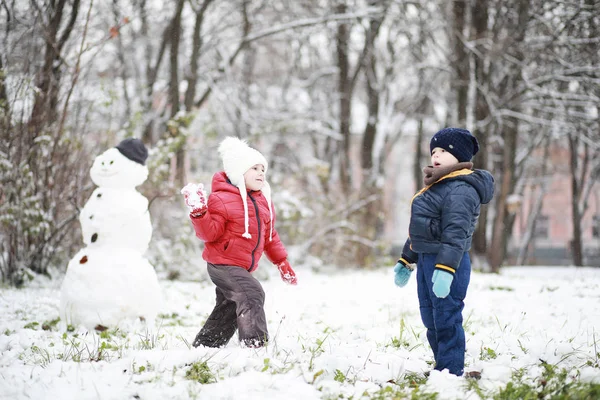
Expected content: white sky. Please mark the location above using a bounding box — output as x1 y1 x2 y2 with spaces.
1 264 599 399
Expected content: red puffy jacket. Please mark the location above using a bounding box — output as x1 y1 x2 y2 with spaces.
190 171 287 272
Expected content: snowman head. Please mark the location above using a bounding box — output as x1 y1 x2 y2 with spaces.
90 139 149 188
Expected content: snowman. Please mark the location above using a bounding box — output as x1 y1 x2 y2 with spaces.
60 138 162 330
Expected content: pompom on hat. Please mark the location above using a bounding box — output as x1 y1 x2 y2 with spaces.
218 137 273 240
430 128 480 163
116 138 148 165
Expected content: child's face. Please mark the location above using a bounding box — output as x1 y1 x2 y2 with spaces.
244 164 266 191
431 147 459 168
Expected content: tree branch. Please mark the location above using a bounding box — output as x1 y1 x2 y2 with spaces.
194 7 384 109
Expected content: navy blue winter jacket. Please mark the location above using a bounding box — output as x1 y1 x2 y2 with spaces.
402 168 494 274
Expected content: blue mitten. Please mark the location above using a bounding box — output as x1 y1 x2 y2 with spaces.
432 269 453 298
393 259 414 287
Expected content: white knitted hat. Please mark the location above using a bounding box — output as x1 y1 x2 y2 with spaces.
218 137 273 240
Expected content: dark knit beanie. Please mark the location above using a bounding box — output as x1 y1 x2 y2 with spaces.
429 127 479 163
116 138 148 165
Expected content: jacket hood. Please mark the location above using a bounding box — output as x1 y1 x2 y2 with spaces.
211 171 242 194
458 169 495 204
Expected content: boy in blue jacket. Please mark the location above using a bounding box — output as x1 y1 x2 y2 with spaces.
393 127 494 376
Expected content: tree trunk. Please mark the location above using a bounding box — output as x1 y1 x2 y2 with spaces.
487 0 529 272
168 0 184 119
168 0 186 187
489 121 517 272
452 0 468 126
355 9 384 267
472 131 490 254
183 0 213 111
412 12 430 193
29 0 75 132
111 0 131 121
568 134 584 266
413 115 425 192
471 0 489 255
335 2 352 196
141 1 177 144
516 137 551 265
0 56 9 121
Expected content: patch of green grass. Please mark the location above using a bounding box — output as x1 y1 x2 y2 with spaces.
480 346 498 361
301 332 330 372
132 361 154 375
99 327 127 340
463 373 487 398
388 318 423 351
463 311 474 334
516 339 529 354
259 353 296 375
54 329 129 363
390 336 410 349
334 368 347 383
29 345 52 367
397 372 428 389
136 329 164 350
185 360 216 384
23 321 39 330
41 317 61 331
410 372 428 385
494 362 600 400
489 286 514 291
540 286 559 293
158 312 186 327
362 384 438 400
261 357 270 372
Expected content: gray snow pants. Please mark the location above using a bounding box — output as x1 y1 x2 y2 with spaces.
192 263 268 348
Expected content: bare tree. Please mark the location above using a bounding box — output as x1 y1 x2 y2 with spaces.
0 56 8 118
451 0 468 126
485 0 530 272
471 0 491 257
566 132 600 266
334 1 354 197
28 0 81 131
518 0 600 266
139 2 176 144
515 135 551 265
0 0 96 285
563 0 600 266
183 0 215 111
110 0 132 121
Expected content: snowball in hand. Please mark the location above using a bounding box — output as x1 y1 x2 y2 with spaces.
181 183 207 210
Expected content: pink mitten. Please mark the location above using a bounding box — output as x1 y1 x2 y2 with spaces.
181 183 207 217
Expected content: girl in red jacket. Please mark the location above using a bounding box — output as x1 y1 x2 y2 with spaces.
181 136 297 348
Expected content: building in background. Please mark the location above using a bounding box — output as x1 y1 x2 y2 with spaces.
509 145 600 266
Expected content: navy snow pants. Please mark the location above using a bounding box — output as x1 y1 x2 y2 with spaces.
416 252 471 376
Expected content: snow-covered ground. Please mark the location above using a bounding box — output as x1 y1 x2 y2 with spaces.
1 265 599 399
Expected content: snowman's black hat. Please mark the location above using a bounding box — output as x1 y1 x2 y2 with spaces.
116 138 148 165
